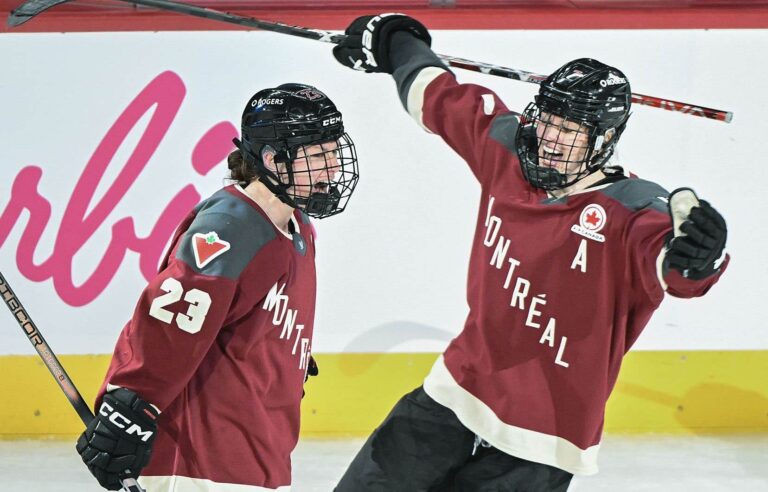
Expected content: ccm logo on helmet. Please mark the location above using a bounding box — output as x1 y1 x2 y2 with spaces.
323 116 342 126
251 98 284 107
599 75 627 87
98 402 154 442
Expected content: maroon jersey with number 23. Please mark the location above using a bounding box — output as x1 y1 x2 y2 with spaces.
98 184 316 491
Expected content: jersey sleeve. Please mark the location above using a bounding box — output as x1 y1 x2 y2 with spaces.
101 209 286 411
624 206 674 307
390 31 514 185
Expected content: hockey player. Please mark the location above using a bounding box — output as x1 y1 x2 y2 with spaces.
332 15 729 491
75 83 359 491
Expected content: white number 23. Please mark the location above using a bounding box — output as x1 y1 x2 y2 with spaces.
148 278 211 334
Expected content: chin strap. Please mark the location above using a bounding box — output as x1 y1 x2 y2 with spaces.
233 138 298 208
257 175 297 208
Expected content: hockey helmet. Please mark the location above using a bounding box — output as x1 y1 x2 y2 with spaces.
235 83 359 219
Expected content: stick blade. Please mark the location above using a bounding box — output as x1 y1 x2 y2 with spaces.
7 0 72 27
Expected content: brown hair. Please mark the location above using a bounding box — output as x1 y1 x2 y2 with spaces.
227 149 259 186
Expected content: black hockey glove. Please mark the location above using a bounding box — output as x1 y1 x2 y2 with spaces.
666 188 727 280
333 13 431 73
302 355 319 398
76 388 159 490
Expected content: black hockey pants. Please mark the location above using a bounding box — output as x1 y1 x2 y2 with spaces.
334 386 573 492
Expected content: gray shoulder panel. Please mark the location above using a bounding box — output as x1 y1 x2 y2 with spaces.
598 178 670 214
176 189 277 279
390 31 450 109
489 113 521 154
298 210 311 225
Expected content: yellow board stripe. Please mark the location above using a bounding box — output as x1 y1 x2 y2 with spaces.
1 352 766 438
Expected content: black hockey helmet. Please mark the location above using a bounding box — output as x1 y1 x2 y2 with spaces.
515 58 632 190
234 83 359 219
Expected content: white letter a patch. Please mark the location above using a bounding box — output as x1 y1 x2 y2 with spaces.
192 231 231 268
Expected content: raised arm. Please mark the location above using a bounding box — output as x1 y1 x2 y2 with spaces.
333 14 517 184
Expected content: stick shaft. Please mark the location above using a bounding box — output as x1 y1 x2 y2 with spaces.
6 0 732 123
0 272 145 492
439 55 732 122
0 272 94 425
114 0 346 43
631 92 732 123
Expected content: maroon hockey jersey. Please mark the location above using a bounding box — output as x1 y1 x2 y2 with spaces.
97 184 316 491
402 68 728 475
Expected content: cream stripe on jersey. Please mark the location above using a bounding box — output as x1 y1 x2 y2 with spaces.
656 245 669 292
139 475 291 492
423 355 601 476
406 67 449 133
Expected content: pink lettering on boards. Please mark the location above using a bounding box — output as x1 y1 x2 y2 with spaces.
0 71 237 306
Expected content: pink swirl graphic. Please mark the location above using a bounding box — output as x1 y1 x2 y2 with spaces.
0 71 237 306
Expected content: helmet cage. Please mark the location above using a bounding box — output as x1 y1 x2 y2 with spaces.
275 133 359 219
238 130 359 219
516 99 627 191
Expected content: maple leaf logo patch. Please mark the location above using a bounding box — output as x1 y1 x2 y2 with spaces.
192 231 231 269
570 204 607 242
579 204 607 232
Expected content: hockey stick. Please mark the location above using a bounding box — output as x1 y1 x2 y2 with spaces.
7 0 733 123
0 272 146 492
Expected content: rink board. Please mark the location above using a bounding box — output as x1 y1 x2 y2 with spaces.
0 351 766 438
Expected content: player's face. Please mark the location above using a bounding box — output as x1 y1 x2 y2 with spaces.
536 112 592 175
290 140 341 199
